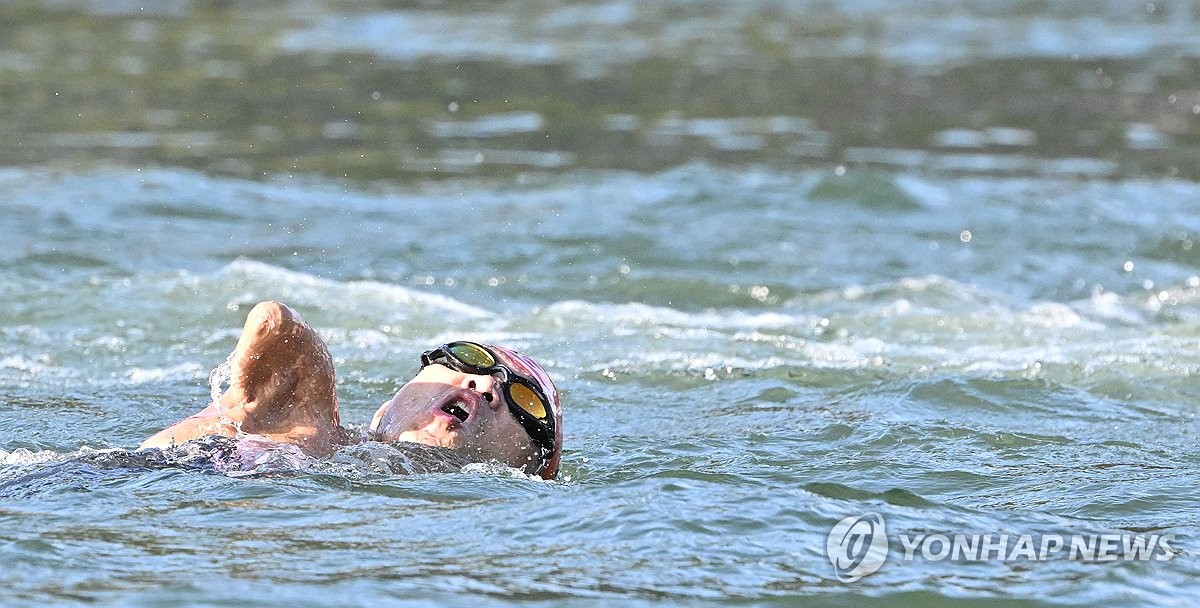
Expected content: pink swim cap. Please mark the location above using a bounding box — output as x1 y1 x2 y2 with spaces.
488 345 562 480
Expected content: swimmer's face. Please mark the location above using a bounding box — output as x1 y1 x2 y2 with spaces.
368 363 542 474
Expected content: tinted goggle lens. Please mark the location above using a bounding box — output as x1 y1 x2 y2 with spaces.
446 342 496 369
507 380 548 420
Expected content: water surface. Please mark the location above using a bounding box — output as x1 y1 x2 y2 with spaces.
2 1 1199 606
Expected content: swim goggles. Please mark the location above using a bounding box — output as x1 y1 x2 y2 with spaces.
420 341 556 466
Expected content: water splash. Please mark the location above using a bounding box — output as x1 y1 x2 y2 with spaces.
208 350 234 405
210 435 313 477
0 447 63 467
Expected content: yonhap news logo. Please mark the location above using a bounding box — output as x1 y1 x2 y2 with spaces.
826 513 889 582
825 513 1176 583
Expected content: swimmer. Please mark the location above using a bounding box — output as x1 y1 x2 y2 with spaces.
140 301 562 479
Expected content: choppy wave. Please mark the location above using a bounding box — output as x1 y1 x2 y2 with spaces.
213 259 493 320
536 275 1200 382
0 447 66 467
4 164 1200 606
0 437 512 500
6 258 1200 394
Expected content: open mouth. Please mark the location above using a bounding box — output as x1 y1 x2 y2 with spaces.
441 401 470 423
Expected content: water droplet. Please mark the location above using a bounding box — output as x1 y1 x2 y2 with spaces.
209 353 234 403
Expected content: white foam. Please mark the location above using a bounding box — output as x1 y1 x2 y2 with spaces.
459 460 545 481
1023 302 1103 330
1077 291 1149 326
217 259 492 319
124 362 206 384
541 300 811 332
0 353 71 381
0 355 45 372
0 448 64 466
534 272 1200 379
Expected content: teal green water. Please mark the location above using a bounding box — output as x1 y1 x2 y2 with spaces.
2 2 1200 606
2 166 1197 606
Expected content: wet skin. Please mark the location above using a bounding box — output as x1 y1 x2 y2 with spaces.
141 301 539 472
368 365 541 472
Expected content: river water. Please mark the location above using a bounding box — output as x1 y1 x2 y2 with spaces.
1 1 1199 606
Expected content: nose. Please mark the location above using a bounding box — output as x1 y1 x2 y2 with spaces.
457 372 503 409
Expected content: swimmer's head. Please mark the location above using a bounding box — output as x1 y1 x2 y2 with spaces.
369 341 562 479
487 344 563 479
